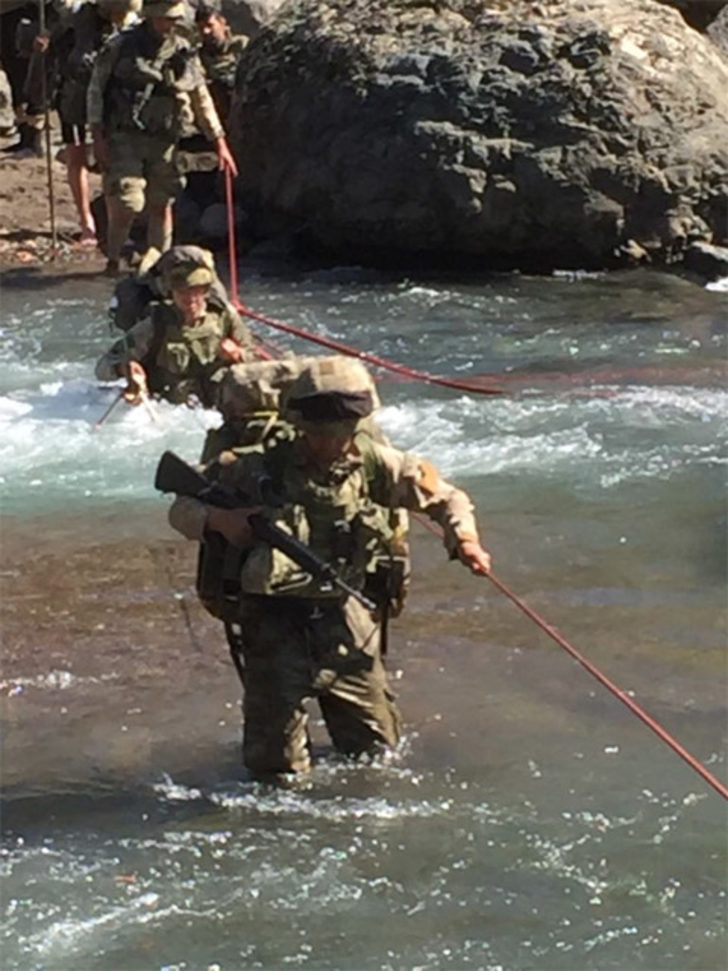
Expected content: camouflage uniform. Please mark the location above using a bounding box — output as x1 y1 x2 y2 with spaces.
199 32 247 129
87 9 224 217
168 358 482 777
96 281 257 407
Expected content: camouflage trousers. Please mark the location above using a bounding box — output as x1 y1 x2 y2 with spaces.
229 595 402 776
104 131 184 214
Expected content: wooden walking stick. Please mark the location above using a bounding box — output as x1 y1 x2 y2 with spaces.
37 0 57 257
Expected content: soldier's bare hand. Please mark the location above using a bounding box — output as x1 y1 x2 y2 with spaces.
458 540 492 576
215 136 239 177
206 507 260 547
219 338 245 363
122 361 149 404
33 34 50 54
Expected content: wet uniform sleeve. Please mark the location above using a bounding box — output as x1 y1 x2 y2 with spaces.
370 444 481 558
167 449 261 541
168 495 208 540
94 318 156 381
223 306 257 355
187 54 225 141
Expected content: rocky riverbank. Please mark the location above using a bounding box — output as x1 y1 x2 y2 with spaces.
0 133 106 275
2 0 727 280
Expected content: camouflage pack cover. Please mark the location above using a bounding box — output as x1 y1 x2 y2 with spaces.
221 356 380 415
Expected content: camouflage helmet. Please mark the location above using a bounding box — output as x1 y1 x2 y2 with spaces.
143 0 188 19
285 356 379 437
167 264 215 290
156 245 217 293
98 0 143 14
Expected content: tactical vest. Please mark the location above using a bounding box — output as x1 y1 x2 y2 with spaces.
200 35 246 122
104 23 197 137
200 35 246 89
195 436 410 620
147 304 229 406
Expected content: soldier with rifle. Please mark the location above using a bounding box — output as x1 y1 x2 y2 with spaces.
158 356 491 782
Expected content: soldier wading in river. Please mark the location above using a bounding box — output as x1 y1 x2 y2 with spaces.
167 357 492 781
96 255 258 406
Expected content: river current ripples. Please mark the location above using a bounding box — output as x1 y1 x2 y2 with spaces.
1 264 726 970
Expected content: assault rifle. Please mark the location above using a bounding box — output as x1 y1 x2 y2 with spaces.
154 451 376 611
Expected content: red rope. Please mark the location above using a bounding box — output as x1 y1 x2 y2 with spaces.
487 572 728 800
224 167 239 307
416 514 726 798
223 169 502 394
235 304 506 396
225 168 280 362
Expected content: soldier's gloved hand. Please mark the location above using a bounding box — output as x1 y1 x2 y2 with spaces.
123 361 149 405
219 338 246 363
206 507 261 548
457 539 492 576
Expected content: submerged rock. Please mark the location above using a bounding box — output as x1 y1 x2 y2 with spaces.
231 0 728 270
683 239 728 279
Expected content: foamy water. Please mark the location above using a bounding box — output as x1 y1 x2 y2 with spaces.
1 266 726 971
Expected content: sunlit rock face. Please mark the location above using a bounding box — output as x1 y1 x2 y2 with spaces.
230 0 728 270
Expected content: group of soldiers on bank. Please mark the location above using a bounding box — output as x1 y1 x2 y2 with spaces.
94 242 492 782
1 0 246 271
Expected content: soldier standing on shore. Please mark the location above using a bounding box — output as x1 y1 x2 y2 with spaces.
33 0 141 246
194 0 248 130
87 0 237 275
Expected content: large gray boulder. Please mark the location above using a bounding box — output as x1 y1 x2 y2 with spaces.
231 0 728 269
656 1 727 31
221 0 288 37
707 4 728 52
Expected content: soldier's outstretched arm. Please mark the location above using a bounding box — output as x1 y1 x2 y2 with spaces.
188 77 238 175
94 318 156 382
371 444 492 575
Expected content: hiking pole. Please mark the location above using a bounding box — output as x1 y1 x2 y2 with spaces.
93 388 124 429
37 0 57 257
